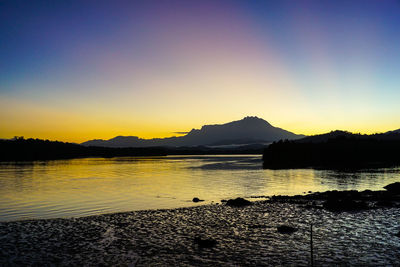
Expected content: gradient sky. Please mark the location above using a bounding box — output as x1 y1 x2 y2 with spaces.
1 0 400 142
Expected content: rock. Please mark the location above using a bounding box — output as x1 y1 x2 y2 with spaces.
225 197 252 207
384 182 400 194
277 225 297 234
323 198 368 212
194 237 217 248
376 200 394 207
192 197 204 203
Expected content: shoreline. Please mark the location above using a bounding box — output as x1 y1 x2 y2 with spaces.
1 187 400 266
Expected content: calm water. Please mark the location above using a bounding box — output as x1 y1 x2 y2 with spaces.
1 155 399 221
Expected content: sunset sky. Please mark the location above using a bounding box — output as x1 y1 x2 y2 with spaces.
1 0 400 143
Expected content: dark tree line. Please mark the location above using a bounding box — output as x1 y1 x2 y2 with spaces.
0 138 168 161
263 134 400 169
0 138 265 162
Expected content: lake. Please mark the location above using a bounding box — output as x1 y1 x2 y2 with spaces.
1 155 399 221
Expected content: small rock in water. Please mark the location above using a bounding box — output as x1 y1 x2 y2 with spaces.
192 197 204 203
194 237 217 248
277 225 297 234
225 197 252 207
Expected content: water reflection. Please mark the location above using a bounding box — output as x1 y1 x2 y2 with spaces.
0 155 399 221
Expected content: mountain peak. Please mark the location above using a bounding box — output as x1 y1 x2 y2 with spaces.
242 116 261 120
233 116 272 127
110 136 139 141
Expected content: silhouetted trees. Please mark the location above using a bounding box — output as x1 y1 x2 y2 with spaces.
0 138 168 161
263 133 400 169
0 138 265 161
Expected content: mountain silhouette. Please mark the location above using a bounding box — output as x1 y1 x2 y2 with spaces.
81 116 304 147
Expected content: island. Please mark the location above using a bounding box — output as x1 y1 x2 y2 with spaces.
263 131 400 169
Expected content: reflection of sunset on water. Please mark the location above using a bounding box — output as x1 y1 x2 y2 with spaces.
1 155 399 221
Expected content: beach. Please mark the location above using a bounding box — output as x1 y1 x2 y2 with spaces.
1 197 400 266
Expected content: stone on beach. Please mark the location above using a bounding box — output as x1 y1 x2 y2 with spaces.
376 200 394 207
225 197 252 207
323 198 368 212
277 225 297 234
194 236 218 248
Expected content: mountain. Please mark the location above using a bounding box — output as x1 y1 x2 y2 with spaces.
81 116 304 148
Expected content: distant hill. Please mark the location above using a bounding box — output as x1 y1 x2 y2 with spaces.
386 129 400 134
296 130 356 143
81 116 304 148
296 130 400 143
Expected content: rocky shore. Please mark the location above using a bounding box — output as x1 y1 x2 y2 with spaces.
1 184 400 266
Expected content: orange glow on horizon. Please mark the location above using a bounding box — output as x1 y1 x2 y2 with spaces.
1 96 398 144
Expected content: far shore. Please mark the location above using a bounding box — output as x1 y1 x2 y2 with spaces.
0 138 264 162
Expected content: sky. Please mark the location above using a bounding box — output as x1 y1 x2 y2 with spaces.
1 0 400 143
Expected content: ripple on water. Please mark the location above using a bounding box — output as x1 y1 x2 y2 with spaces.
1 156 400 222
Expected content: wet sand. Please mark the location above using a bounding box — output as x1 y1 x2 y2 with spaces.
1 200 400 266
